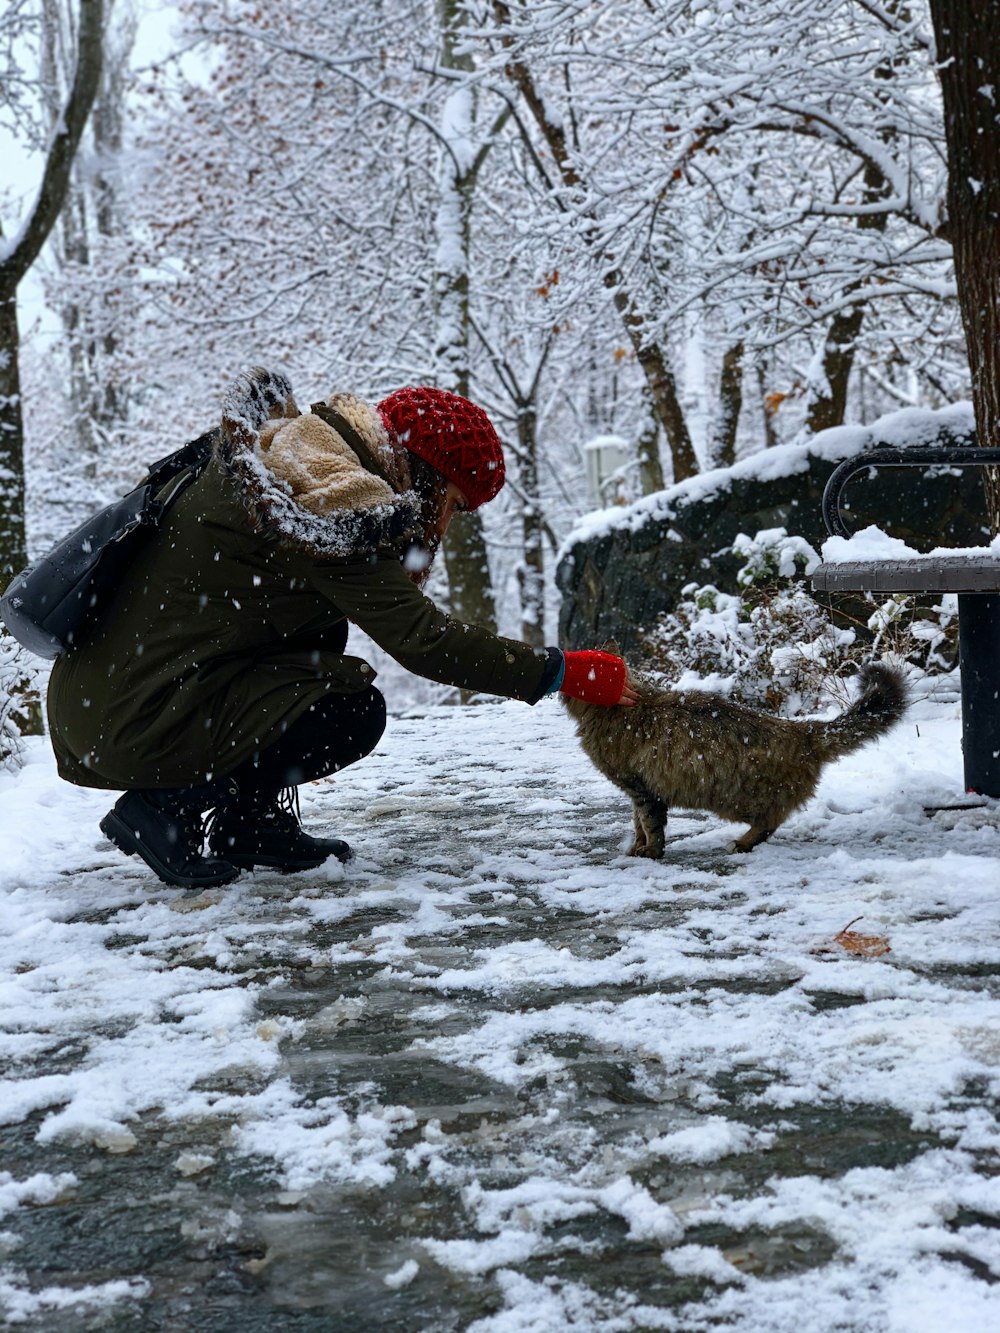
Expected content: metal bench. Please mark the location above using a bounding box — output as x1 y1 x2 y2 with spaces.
811 447 1000 797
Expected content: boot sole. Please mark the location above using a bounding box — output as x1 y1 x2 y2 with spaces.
218 852 334 874
100 811 241 890
210 840 354 873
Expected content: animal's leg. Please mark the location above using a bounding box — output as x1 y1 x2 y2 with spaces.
731 821 776 853
630 803 648 855
621 780 668 858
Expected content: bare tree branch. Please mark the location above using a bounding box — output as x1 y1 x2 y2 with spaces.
0 0 104 288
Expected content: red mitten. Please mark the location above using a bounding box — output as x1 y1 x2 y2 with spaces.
560 650 627 707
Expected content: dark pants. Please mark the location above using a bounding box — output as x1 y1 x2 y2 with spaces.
227 685 387 799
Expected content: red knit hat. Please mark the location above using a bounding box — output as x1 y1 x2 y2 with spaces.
377 386 506 511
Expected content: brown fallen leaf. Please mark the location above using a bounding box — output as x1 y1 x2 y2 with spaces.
815 916 891 958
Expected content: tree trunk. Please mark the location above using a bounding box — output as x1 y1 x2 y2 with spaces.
604 275 698 482
804 302 866 436
0 1 103 746
434 140 498 631
440 513 499 633
710 340 745 467
929 0 1000 532
756 361 780 449
0 0 104 594
633 331 698 482
41 1 98 474
515 400 545 646
805 153 892 435
435 0 498 635
493 0 696 482
636 405 664 495
47 0 133 479
0 281 28 586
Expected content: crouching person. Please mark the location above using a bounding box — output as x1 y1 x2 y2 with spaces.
45 369 636 888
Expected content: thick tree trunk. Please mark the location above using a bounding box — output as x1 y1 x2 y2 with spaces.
433 145 497 631
441 513 499 632
929 0 1000 533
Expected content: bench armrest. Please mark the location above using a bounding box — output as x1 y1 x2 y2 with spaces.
822 446 1000 538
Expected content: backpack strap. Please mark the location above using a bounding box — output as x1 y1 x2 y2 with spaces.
142 429 218 493
310 402 394 487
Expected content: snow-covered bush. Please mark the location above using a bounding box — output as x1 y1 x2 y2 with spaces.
865 593 958 676
733 527 820 587
0 629 43 771
638 528 956 715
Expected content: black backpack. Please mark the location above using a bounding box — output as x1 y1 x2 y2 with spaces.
0 431 216 660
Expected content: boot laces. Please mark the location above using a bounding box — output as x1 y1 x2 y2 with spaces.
174 803 211 859
273 787 302 826
257 787 302 835
200 806 221 851
200 783 242 853
205 787 303 837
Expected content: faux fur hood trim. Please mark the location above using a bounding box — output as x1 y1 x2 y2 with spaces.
219 367 421 559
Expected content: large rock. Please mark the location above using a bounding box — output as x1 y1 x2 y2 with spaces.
556 404 990 651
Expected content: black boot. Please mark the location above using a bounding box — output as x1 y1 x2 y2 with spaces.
208 788 352 872
100 781 242 889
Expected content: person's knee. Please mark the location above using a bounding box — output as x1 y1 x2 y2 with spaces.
316 685 386 757
355 686 387 755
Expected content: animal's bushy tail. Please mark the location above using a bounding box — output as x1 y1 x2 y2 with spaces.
817 662 908 760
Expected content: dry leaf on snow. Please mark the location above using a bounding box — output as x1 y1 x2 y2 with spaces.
814 916 891 958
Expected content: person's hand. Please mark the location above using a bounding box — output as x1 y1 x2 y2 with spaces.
618 680 640 708
560 650 636 707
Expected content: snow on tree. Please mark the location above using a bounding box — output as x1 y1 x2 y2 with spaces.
8 0 978 714
473 1 962 456
119 0 620 642
0 0 104 756
0 0 105 589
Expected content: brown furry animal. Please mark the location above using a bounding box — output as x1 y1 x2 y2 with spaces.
563 651 908 855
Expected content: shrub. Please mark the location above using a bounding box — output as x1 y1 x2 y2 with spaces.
0 627 44 771
638 528 956 715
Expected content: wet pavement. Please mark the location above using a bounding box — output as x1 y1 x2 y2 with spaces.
2 700 999 1330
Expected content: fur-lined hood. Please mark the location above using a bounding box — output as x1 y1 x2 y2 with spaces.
219 367 422 558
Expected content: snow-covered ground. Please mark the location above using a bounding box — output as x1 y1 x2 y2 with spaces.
1 679 999 1331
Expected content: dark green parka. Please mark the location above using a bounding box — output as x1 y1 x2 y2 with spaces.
47 383 558 791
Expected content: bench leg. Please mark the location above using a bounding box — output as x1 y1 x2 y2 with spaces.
958 593 1000 798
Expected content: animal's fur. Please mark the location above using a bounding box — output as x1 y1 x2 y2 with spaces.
563 649 908 855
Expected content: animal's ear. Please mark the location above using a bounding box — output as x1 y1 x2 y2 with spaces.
601 637 622 657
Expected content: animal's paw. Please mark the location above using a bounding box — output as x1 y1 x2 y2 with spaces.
729 838 759 854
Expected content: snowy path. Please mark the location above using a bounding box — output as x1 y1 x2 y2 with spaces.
1 688 999 1331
